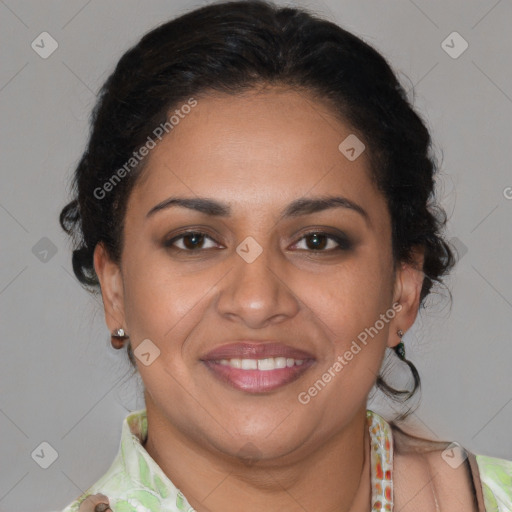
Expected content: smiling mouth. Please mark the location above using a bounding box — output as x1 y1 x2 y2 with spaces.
217 356 307 370
200 342 316 393
202 356 315 393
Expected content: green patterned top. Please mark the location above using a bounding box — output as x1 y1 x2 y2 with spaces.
61 409 512 511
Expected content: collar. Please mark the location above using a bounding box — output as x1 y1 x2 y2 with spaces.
118 408 193 510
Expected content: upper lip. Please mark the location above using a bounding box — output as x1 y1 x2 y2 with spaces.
201 342 316 361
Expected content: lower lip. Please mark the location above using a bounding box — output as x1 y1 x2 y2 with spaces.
202 360 315 393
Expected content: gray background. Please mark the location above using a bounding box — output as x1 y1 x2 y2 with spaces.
0 0 511 510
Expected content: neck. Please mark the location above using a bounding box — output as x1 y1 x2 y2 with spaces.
143 395 371 512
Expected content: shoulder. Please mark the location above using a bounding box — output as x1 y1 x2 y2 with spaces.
391 423 512 511
60 453 127 511
475 453 512 511
391 425 479 510
393 445 479 510
61 409 153 511
60 454 171 511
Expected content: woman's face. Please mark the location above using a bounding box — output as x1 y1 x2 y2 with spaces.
96 87 422 463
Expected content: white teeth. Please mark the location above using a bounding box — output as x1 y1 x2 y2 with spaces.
275 357 287 369
241 359 258 370
258 358 275 370
230 358 242 368
217 357 306 370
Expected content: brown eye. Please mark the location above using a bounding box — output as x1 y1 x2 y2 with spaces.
304 233 329 250
292 231 352 252
181 233 206 250
165 231 219 251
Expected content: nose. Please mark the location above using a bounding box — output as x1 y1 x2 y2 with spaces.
216 241 300 329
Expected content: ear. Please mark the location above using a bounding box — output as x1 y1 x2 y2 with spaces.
387 246 425 349
93 242 126 333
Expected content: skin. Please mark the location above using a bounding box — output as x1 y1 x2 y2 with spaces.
94 86 426 512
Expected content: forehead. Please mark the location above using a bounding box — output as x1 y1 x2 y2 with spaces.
129 87 388 223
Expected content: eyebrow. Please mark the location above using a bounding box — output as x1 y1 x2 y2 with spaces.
146 195 370 225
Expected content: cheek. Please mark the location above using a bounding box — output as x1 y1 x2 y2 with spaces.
123 262 208 342
120 250 231 379
307 251 394 381
314 252 393 333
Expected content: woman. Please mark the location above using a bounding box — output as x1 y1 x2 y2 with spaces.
60 1 511 511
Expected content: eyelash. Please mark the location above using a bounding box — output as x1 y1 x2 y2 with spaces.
163 230 352 253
